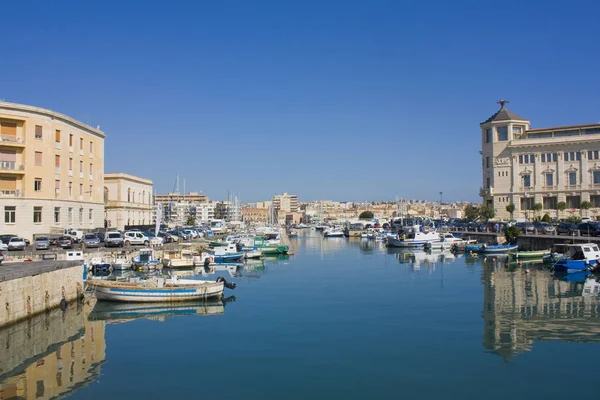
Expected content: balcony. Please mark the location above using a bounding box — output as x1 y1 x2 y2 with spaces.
0 190 22 198
566 184 582 190
55 142 61 149
479 187 494 197
0 135 25 148
0 162 25 174
519 186 535 192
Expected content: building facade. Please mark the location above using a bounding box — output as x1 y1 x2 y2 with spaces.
0 102 105 240
242 207 269 223
272 192 298 213
154 192 209 226
480 101 600 220
104 173 153 230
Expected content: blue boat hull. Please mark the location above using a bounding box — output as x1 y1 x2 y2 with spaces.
213 252 245 263
554 259 593 273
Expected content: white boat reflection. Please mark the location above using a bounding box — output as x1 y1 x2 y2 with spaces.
388 249 459 269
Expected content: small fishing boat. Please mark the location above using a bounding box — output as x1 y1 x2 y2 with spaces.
88 276 229 302
112 251 132 270
426 233 464 250
132 248 160 270
507 250 551 259
90 257 111 274
244 248 262 259
162 246 199 268
478 243 518 254
386 225 440 248
324 229 344 237
260 245 289 255
553 243 600 273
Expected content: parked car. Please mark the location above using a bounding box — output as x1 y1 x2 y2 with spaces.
0 241 7 251
164 231 180 242
157 232 173 243
515 222 535 234
0 234 17 245
57 236 74 249
557 222 579 235
141 232 164 246
105 231 124 248
533 222 555 235
577 222 600 237
83 234 101 248
34 236 51 250
7 237 26 251
123 231 150 246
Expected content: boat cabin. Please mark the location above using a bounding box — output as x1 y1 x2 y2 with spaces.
564 243 600 262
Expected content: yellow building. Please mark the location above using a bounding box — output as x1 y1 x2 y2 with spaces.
272 192 298 213
480 100 600 220
0 102 105 240
104 173 153 230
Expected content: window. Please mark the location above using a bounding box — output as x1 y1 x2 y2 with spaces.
541 153 546 163
589 150 600 160
521 197 534 210
89 208 93 221
567 195 581 209
513 126 522 135
79 184 83 196
55 180 60 197
35 125 43 139
79 208 83 224
79 160 83 173
80 137 84 150
569 171 577 185
55 129 61 142
68 207 73 223
69 134 73 147
486 157 490 168
543 197 557 210
68 182 73 196
594 171 600 185
497 126 508 141
55 155 60 168
89 185 93 199
518 154 534 164
89 163 93 176
591 195 600 208
541 153 556 163
54 207 60 223
486 128 492 143
4 206 15 223
523 174 531 188
33 206 42 223
35 151 42 166
486 177 490 188
565 152 581 161
69 158 73 171
553 153 558 162
34 178 42 191
545 173 553 187
89 141 93 153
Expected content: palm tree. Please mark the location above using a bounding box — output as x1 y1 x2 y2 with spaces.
557 201 566 220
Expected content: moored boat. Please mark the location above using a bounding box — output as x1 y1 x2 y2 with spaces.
479 243 518 254
553 243 600 273
261 245 290 255
507 250 551 259
386 225 440 248
87 276 228 302
132 248 160 270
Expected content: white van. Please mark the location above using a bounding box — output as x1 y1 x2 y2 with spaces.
123 231 150 246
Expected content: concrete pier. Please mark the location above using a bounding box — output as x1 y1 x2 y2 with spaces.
0 261 84 328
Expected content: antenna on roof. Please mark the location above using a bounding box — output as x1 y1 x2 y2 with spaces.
497 99 509 108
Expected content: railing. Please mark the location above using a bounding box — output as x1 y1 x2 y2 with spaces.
479 187 494 196
0 161 24 171
0 190 21 197
0 135 25 144
519 186 535 192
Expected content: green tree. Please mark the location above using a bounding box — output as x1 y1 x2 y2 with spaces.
533 203 543 221
504 225 521 244
505 203 515 220
186 216 196 226
557 201 566 220
541 213 552 223
479 204 495 221
359 210 374 219
464 204 479 220
581 201 592 217
566 215 581 224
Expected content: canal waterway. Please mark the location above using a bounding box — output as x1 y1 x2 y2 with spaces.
1 230 600 399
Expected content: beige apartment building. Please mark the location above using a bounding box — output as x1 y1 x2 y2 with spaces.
0 102 105 240
481 101 600 220
104 173 153 230
272 192 298 212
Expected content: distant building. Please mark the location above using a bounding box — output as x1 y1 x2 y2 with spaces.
0 102 105 240
242 207 269 223
154 192 209 226
481 100 600 220
272 192 298 212
104 173 153 230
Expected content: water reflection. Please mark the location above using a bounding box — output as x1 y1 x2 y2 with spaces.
387 248 460 270
88 297 236 323
0 302 106 399
482 266 600 361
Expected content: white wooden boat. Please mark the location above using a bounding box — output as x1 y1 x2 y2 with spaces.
162 246 199 268
386 226 440 248
88 277 225 302
426 233 464 250
324 228 344 237
112 252 132 270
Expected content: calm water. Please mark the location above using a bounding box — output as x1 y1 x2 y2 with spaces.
2 230 600 399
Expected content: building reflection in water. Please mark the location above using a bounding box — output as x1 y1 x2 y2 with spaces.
0 302 106 400
482 266 600 361
387 248 460 271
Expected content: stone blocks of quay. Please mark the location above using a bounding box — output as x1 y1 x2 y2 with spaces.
0 261 84 327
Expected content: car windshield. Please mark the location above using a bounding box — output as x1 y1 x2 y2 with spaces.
36 237 48 241
59 236 70 240
108 233 121 238
85 234 97 239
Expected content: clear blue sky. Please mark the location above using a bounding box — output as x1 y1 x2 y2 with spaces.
2 0 599 203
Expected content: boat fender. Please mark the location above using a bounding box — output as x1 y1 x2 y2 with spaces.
216 276 237 290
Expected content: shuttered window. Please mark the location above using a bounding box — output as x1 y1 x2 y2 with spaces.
0 150 17 162
35 125 43 139
0 177 17 190
0 122 17 136
55 129 61 142
55 155 60 167
35 151 43 166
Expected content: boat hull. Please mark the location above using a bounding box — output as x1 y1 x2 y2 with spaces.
507 250 551 259
480 245 518 254
554 260 592 273
387 237 440 248
90 281 224 302
213 253 245 263
260 245 289 255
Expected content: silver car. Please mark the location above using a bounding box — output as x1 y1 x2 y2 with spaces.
7 237 26 251
34 236 50 250
83 234 101 248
